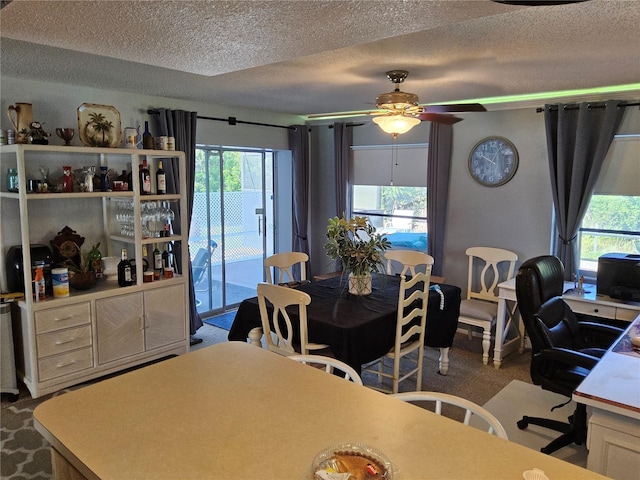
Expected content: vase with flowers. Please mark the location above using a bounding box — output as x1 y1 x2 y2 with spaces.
324 214 391 295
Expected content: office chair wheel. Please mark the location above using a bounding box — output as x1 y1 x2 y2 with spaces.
517 417 530 429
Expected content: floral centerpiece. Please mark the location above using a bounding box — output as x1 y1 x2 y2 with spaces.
324 215 391 295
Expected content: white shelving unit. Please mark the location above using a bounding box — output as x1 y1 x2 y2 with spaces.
0 144 189 398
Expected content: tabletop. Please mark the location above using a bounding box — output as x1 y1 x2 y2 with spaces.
228 275 461 370
34 342 607 480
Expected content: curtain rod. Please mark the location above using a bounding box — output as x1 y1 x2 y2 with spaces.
147 109 296 131
536 101 640 113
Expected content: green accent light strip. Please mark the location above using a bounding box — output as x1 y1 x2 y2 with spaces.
430 84 640 106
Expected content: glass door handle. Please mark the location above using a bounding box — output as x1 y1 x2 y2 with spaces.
258 217 262 235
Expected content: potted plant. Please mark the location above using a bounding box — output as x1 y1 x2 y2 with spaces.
19 121 51 145
324 214 391 295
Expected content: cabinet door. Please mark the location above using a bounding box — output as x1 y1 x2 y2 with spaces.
96 292 145 364
143 284 186 350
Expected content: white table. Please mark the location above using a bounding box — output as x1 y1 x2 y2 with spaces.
34 342 607 480
573 313 640 478
494 278 640 368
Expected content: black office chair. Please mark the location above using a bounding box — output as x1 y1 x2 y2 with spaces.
515 255 623 454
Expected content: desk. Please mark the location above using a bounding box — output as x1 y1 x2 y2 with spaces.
228 275 461 374
573 314 640 478
34 342 608 480
494 278 640 368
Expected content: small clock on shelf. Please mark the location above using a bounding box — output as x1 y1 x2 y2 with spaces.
468 136 519 187
50 226 85 270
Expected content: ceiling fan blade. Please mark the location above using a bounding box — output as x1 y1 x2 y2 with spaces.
417 113 464 125
421 103 487 113
306 110 386 119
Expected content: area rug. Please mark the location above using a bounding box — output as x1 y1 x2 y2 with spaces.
479 379 588 468
203 310 237 331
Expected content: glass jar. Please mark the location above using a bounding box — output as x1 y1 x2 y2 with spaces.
6 168 19 193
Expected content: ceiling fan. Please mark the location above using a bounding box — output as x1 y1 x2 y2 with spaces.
307 70 487 136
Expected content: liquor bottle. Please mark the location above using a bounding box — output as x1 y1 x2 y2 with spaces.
117 248 134 287
161 244 171 271
140 159 151 195
153 244 163 276
100 166 110 192
142 121 154 150
156 160 166 194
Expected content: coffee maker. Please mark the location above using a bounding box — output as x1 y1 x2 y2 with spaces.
6 245 54 296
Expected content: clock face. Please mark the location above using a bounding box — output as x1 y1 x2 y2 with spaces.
468 136 519 187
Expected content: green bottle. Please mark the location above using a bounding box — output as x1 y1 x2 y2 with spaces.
89 243 103 279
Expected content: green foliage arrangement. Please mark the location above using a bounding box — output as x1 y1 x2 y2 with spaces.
324 214 391 277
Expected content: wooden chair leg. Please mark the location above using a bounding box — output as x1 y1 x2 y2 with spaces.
482 325 491 365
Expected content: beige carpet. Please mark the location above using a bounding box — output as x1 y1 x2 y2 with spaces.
480 379 588 469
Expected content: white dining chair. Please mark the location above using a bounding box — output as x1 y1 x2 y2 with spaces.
458 247 518 365
264 251 309 284
288 354 363 386
390 391 509 439
256 282 328 356
385 249 433 277
363 254 433 394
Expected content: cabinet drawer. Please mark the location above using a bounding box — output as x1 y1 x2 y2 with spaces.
35 302 91 334
38 347 93 381
36 325 92 358
565 299 616 320
615 308 640 322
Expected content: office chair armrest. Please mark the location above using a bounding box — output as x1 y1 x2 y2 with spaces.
578 321 625 348
537 347 600 371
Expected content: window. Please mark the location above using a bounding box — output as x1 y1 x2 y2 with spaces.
350 144 428 251
577 136 640 279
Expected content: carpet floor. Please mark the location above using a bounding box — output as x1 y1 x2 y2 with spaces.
0 327 588 479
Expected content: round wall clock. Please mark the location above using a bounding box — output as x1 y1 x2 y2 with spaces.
468 136 519 187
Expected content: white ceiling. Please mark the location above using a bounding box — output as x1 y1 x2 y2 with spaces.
1 0 639 118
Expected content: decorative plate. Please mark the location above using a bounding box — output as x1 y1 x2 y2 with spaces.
311 442 393 480
77 103 122 148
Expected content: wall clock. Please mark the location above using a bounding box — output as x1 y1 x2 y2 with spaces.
468 136 519 187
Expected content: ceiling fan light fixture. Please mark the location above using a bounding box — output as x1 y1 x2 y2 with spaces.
373 114 421 136
376 90 420 112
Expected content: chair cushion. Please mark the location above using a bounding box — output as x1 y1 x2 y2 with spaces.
459 299 497 323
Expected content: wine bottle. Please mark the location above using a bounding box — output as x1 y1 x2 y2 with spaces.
161 244 171 271
140 159 151 195
117 248 134 287
153 244 163 275
142 121 154 150
156 160 166 194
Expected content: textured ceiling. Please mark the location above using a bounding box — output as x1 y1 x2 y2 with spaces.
1 0 639 118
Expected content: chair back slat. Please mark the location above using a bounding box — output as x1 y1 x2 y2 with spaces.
264 252 309 284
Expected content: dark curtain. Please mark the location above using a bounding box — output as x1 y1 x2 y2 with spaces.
333 122 352 271
289 125 310 280
544 100 625 278
152 109 202 335
427 122 453 278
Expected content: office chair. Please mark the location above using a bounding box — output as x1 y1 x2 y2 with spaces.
515 255 623 454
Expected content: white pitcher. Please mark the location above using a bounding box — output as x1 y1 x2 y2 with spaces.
7 102 33 144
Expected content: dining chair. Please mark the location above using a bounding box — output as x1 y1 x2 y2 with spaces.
288 354 363 385
390 391 509 439
364 254 433 394
385 249 433 277
458 246 518 365
256 282 328 356
264 251 309 284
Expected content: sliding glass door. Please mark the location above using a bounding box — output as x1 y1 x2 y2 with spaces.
190 147 274 317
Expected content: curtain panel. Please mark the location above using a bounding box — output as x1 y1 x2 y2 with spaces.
152 109 203 335
544 100 625 278
427 122 453 278
289 125 311 280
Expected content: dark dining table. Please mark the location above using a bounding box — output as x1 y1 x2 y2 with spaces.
227 275 461 374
